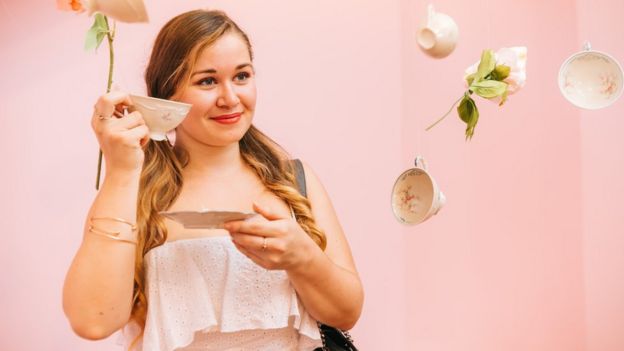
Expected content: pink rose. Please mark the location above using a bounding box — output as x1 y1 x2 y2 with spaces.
464 47 527 96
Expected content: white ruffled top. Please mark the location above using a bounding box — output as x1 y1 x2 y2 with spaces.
116 235 322 351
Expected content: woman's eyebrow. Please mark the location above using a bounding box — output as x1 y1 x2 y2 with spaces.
192 63 253 77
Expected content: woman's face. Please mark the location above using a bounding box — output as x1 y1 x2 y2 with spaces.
173 32 256 147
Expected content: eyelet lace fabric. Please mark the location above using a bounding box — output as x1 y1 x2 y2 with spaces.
116 236 322 350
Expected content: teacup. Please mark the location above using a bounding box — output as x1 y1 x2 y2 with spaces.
416 4 459 59
558 42 623 110
391 156 446 225
87 0 149 23
129 94 192 141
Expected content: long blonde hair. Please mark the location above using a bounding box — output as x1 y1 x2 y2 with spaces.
128 9 326 348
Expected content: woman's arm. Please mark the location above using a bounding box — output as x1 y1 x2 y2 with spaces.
63 92 148 340
285 161 363 330
63 171 140 340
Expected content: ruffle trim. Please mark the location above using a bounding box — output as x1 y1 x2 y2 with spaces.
116 238 321 350
116 293 321 351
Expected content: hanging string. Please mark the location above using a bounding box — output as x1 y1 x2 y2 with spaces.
415 2 426 162
585 0 591 49
485 0 492 50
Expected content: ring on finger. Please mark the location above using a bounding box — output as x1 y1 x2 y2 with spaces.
261 237 268 251
95 109 113 120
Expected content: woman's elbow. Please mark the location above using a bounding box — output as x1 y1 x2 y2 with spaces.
335 292 364 331
64 304 126 341
69 322 116 341
63 297 129 340
336 307 362 331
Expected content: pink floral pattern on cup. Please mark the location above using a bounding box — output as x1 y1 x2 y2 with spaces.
601 74 618 97
559 48 623 109
395 173 425 217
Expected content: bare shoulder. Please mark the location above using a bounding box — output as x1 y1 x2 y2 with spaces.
299 160 358 274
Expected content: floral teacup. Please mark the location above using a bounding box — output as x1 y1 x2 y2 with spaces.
559 42 623 110
129 94 192 141
391 156 446 225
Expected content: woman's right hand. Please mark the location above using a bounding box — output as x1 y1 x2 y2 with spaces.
91 91 150 175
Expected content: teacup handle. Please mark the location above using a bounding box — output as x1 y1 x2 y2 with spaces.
414 155 428 170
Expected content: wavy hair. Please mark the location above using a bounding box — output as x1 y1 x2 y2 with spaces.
127 9 326 349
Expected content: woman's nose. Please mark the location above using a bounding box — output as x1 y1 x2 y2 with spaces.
216 83 240 108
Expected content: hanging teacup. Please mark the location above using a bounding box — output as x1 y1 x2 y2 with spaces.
391 156 446 225
416 4 459 59
558 42 623 109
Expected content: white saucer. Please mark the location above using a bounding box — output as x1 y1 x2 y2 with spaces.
160 210 257 229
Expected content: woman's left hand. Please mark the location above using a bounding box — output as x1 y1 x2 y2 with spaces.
223 202 318 271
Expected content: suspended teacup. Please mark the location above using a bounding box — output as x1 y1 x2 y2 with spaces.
416 4 459 59
129 94 192 141
391 156 446 225
87 0 149 23
558 42 623 110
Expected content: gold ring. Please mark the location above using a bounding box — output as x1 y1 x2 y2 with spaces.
262 237 268 251
94 106 114 120
96 112 113 120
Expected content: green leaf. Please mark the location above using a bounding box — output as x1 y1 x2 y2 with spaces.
465 73 476 86
470 80 508 99
491 64 511 81
457 95 479 140
84 14 110 51
499 85 509 106
474 49 496 82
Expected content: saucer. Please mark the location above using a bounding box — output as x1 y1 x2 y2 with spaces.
160 210 257 229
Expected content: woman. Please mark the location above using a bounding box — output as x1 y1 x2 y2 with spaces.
62 9 363 351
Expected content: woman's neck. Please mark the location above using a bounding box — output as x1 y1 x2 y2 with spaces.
174 134 247 181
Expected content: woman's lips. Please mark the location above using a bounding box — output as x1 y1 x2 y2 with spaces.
210 112 242 124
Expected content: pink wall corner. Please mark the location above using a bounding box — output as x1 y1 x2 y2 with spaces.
400 0 587 350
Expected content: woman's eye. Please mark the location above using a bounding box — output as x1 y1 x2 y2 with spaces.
198 77 217 86
235 72 251 82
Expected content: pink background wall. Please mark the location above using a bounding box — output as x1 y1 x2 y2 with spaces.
576 0 624 350
400 0 586 349
1 0 622 350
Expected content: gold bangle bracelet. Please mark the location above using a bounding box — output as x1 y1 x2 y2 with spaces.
90 216 137 231
87 221 121 236
88 220 137 243
88 226 138 245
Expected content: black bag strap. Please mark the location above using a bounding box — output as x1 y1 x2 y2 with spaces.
291 159 307 198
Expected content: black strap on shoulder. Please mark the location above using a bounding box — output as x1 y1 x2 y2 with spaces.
291 159 307 198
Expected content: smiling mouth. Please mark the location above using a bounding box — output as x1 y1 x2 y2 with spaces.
211 112 242 120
